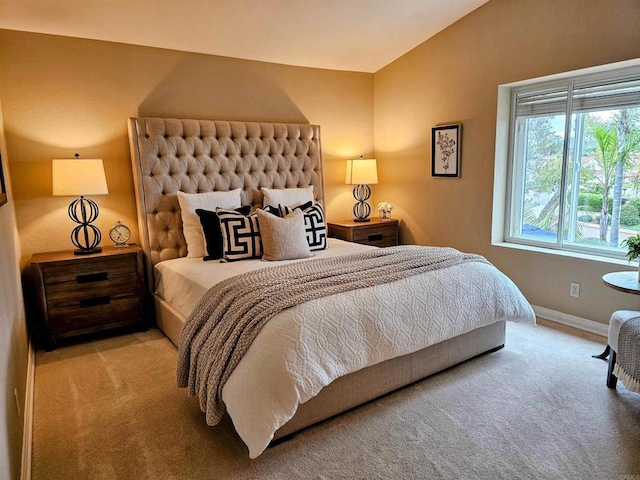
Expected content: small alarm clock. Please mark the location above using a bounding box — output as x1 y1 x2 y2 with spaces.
109 221 131 247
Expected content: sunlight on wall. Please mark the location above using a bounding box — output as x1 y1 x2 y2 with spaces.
15 113 118 150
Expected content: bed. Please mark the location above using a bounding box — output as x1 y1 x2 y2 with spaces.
128 117 535 458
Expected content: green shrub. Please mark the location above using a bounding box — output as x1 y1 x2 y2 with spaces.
620 203 640 226
576 193 602 212
575 193 615 214
577 214 593 222
627 197 640 211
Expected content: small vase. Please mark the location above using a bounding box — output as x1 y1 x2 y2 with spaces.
380 211 391 221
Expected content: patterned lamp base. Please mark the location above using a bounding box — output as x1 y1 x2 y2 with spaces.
69 196 103 255
352 184 372 222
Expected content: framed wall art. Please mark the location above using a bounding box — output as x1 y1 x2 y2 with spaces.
0 151 7 207
431 124 461 178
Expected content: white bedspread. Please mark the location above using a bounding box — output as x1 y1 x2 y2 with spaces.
155 239 535 458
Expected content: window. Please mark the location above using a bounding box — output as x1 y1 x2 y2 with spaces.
506 66 640 259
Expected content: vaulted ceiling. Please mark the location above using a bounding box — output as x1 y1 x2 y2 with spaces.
0 0 488 72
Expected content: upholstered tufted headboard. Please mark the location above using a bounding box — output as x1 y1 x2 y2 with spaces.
128 117 324 278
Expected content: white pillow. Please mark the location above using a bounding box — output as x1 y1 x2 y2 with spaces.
257 208 313 261
177 189 242 257
262 186 314 208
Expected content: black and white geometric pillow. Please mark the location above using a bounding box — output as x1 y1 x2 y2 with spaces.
261 204 283 217
280 202 327 251
216 208 263 261
196 205 251 261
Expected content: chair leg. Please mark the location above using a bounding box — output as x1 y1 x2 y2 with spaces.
606 349 617 389
592 344 610 359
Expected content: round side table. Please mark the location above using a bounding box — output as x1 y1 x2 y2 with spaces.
602 271 640 295
593 271 640 361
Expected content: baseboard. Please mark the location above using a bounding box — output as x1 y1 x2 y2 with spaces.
21 340 35 480
532 305 608 338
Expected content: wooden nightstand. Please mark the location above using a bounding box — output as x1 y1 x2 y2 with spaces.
30 245 146 350
328 218 399 247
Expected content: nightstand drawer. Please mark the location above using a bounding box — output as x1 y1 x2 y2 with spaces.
42 256 136 285
351 224 397 244
358 236 397 248
328 218 399 248
48 296 142 334
45 273 139 309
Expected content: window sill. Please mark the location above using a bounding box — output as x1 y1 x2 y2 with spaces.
491 241 636 268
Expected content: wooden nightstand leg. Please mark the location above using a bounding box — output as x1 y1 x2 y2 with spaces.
606 349 617 389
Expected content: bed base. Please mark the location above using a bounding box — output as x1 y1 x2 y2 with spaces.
271 342 506 446
152 294 506 440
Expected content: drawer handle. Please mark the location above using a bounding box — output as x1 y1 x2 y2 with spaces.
77 272 108 283
368 234 383 241
79 296 111 308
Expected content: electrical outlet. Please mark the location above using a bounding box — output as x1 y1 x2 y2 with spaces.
570 282 580 298
13 388 20 418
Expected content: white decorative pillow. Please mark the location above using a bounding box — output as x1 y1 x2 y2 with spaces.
280 202 328 251
262 186 314 208
177 189 242 258
217 208 263 262
257 209 313 261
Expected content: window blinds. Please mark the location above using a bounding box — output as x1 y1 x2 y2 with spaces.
515 69 640 118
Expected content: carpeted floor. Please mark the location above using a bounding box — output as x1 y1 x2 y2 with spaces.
32 320 640 480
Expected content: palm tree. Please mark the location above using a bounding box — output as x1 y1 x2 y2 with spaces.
587 119 617 241
609 109 636 247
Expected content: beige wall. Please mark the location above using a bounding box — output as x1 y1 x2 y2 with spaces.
374 0 640 324
0 30 374 266
0 101 29 480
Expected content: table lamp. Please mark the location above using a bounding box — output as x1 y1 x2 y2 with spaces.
52 154 109 255
345 157 378 222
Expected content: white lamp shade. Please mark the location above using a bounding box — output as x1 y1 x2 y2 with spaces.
345 158 378 185
52 159 109 196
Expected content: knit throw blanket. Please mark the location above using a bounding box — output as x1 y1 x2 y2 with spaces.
176 245 488 425
613 316 640 393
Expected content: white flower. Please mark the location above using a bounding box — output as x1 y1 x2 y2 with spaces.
377 201 393 213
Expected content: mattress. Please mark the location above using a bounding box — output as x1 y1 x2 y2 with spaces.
154 237 376 318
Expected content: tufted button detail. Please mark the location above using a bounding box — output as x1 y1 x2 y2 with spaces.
182 135 186 139
152 210 158 214
171 208 176 213
150 173 154 177
164 227 170 232
164 134 168 139
145 134 150 139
